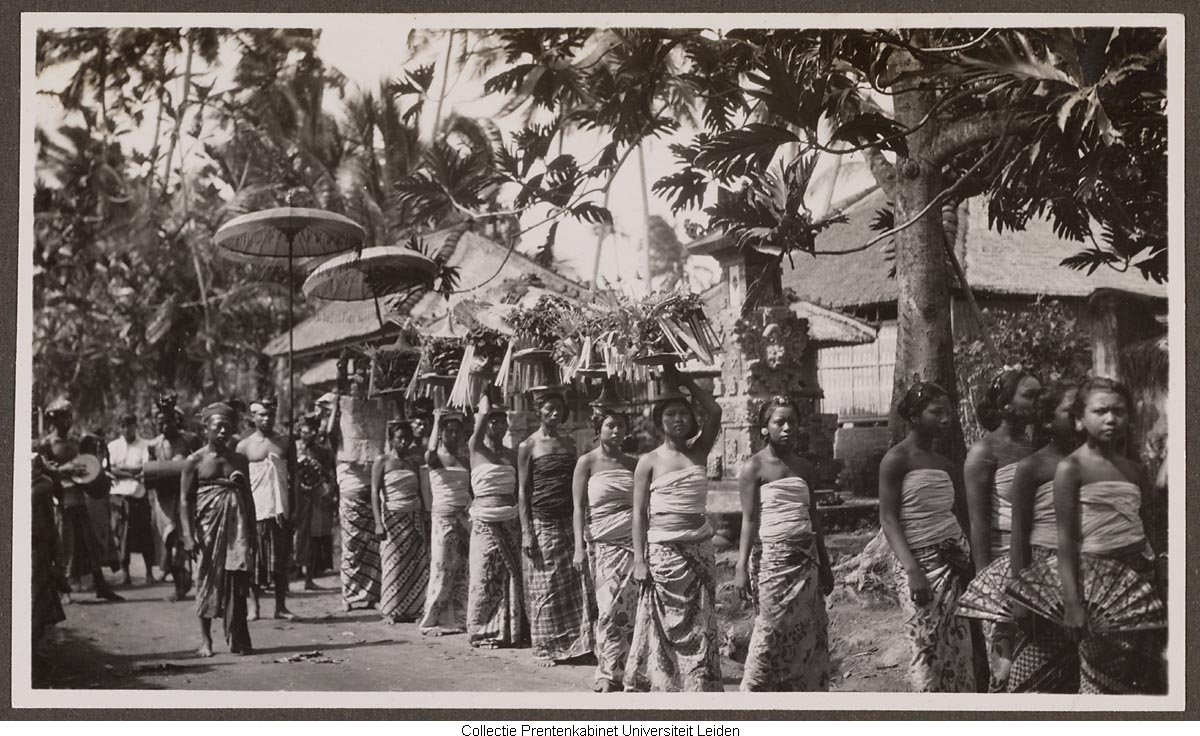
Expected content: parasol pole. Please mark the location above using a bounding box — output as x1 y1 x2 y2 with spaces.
288 238 295 440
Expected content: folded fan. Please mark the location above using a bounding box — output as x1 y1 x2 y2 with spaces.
1007 555 1166 634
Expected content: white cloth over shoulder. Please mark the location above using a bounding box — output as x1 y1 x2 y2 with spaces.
107 436 149 498
899 469 963 549
249 453 289 521
757 476 813 544
470 463 517 523
648 465 711 544
429 465 471 516
1028 479 1058 549
1079 480 1146 554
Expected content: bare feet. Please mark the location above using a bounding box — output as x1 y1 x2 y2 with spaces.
303 581 320 592
95 587 125 602
273 608 297 620
534 658 557 668
422 629 447 637
121 572 133 587
250 599 261 621
470 640 501 649
196 643 214 658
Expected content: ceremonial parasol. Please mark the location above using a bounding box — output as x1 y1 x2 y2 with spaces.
301 245 440 325
214 207 366 433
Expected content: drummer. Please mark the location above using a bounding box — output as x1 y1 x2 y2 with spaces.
36 398 123 602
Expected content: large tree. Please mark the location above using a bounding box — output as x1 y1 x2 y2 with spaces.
458 27 1167 452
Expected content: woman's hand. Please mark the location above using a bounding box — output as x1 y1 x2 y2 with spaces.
523 532 537 557
633 559 651 585
732 565 752 602
819 564 835 596
1063 599 1089 640
572 547 586 571
374 519 386 538
181 531 196 555
907 568 933 606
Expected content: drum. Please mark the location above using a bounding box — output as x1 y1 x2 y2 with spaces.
58 454 102 488
142 460 189 496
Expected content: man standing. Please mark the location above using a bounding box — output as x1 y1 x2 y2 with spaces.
180 403 255 657
237 395 296 620
108 414 156 586
37 398 123 602
148 393 201 602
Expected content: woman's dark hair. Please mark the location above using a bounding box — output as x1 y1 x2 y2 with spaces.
389 421 414 445
897 381 949 423
1032 379 1080 446
975 368 1035 431
591 408 629 436
757 395 803 430
1070 376 1134 422
535 391 568 419
652 397 696 431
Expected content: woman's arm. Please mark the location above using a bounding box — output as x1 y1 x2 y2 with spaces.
1053 456 1086 636
178 455 198 554
805 462 834 595
878 451 929 603
517 440 534 553
468 393 490 459
571 453 592 570
425 412 443 469
676 368 722 455
732 455 760 599
1008 457 1039 576
631 453 654 584
963 440 995 573
370 456 386 537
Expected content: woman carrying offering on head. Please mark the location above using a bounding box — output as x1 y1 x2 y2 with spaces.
372 419 429 625
572 379 639 691
624 365 723 692
963 368 1040 691
466 391 526 649
1052 377 1166 694
735 396 834 692
419 409 472 636
517 389 594 667
879 382 977 693
1004 380 1081 692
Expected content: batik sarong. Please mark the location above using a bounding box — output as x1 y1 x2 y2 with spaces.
741 541 830 691
624 539 723 692
194 477 253 652
468 517 526 646
1077 548 1167 694
1007 546 1081 693
254 517 291 587
57 502 103 579
419 511 470 634
85 494 119 572
590 540 637 688
110 495 155 564
893 536 977 693
524 515 594 661
337 463 381 610
380 468 429 623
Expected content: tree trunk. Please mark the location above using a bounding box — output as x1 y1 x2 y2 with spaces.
885 48 966 463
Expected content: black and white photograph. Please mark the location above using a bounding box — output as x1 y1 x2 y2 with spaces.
12 11 1185 710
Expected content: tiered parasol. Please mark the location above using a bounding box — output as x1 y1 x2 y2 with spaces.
214 207 365 432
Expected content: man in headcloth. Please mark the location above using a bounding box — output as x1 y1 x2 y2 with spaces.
147 393 201 602
37 398 124 602
180 403 255 657
237 394 296 620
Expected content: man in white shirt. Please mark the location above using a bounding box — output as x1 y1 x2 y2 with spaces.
108 413 156 586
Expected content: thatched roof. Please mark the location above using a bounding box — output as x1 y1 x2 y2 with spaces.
699 283 877 347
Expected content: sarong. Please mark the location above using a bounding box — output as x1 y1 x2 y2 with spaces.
254 517 291 586
85 495 119 572
1007 547 1080 693
57 503 103 579
741 540 830 691
419 511 470 634
194 478 253 651
380 509 430 622
110 495 155 562
467 517 526 646
32 481 65 643
524 515 594 661
337 464 381 609
1077 549 1167 694
624 539 722 692
893 536 977 693
590 540 638 688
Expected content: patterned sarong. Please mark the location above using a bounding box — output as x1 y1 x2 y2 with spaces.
741 540 830 691
337 464 381 610
590 540 638 689
420 511 470 634
110 495 155 562
58 504 103 579
254 517 291 586
892 536 977 693
193 478 253 651
524 515 594 661
624 540 723 692
1007 547 1081 693
468 517 527 646
380 509 429 623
